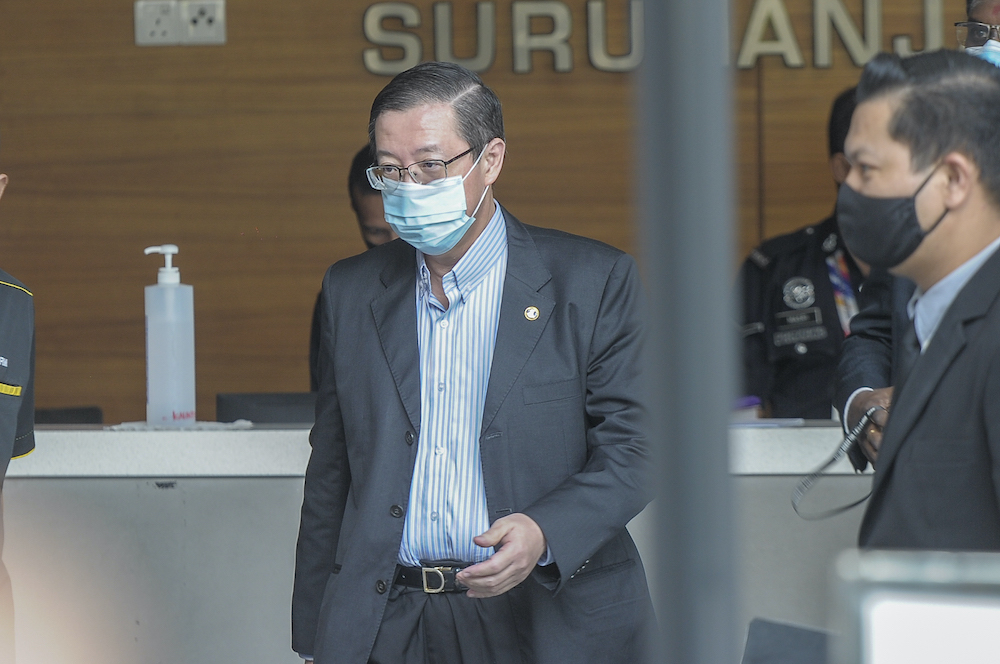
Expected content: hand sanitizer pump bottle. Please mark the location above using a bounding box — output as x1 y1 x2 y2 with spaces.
144 244 196 426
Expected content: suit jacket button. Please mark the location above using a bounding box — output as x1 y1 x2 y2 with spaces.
376 579 388 594
390 505 404 518
405 431 414 445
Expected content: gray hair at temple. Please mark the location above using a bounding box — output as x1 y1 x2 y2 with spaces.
856 49 1000 207
367 61 504 156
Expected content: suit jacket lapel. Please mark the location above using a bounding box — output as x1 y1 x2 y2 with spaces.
371 245 422 433
873 247 1000 489
872 320 965 489
480 210 554 435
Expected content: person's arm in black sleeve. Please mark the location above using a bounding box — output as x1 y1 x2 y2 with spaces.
293 279 351 657
836 268 894 470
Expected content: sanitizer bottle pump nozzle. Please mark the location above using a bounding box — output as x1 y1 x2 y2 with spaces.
145 244 181 284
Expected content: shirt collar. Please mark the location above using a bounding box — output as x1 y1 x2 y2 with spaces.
417 205 507 304
908 234 1000 349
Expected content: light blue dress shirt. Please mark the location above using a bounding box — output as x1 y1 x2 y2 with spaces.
908 235 1000 351
398 206 508 566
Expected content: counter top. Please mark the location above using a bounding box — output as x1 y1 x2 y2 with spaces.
7 422 858 478
9 427 313 478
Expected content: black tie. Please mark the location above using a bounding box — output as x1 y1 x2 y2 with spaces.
896 316 921 390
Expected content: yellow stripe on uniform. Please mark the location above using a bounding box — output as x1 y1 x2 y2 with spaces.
0 280 32 297
0 383 22 396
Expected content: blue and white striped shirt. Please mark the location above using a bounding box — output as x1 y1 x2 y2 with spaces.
398 206 508 566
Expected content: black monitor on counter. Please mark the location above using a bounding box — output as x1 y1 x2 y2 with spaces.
216 392 316 425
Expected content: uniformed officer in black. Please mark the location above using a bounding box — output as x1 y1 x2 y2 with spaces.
0 170 35 660
739 87 866 419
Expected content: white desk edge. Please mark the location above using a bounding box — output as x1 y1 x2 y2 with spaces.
6 424 862 478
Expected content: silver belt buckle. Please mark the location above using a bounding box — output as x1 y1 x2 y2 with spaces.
421 566 449 593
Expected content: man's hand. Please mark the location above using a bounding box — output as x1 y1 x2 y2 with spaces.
455 513 547 599
848 387 893 464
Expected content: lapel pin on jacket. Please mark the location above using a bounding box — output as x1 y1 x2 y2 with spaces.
524 306 540 321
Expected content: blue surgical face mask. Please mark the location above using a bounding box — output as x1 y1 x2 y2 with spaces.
379 148 490 256
967 39 1000 68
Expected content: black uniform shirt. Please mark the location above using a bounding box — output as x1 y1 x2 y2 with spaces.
739 216 864 419
0 269 35 482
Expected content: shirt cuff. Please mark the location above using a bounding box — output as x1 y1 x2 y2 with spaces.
842 387 874 434
537 546 554 567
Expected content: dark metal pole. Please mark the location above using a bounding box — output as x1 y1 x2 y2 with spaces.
637 0 738 662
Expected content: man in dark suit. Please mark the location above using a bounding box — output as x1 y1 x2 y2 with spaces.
836 49 1000 549
836 0 1000 471
293 62 652 663
0 170 36 661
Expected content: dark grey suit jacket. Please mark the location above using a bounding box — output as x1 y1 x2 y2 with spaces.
293 210 653 663
859 248 1000 549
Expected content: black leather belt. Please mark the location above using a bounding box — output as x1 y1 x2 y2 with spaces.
394 563 470 593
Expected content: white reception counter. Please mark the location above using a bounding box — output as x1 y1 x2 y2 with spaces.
9 424 857 478
5 424 868 663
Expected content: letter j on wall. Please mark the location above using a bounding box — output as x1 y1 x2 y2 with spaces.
735 0 944 69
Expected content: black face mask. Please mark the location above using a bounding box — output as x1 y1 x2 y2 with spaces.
837 168 948 269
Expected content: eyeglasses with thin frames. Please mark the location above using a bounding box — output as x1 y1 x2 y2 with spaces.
366 148 474 191
956 21 1000 48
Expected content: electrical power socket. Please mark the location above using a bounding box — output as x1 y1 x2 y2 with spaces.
179 0 226 45
135 0 181 46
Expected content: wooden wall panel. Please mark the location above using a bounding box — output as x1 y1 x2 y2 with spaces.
0 0 973 424
0 0 636 424
732 0 764 266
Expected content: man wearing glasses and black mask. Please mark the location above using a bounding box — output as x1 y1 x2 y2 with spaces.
837 0 1000 470
836 49 1000 550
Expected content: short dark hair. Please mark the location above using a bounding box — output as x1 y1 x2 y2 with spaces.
348 144 378 211
828 87 856 157
856 49 1000 206
368 61 504 156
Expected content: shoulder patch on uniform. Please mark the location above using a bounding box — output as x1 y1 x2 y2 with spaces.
749 249 770 269
757 225 814 259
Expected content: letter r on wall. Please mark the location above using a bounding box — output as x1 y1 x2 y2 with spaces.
512 1 574 73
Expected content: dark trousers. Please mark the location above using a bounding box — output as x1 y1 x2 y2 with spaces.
368 584 525 664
